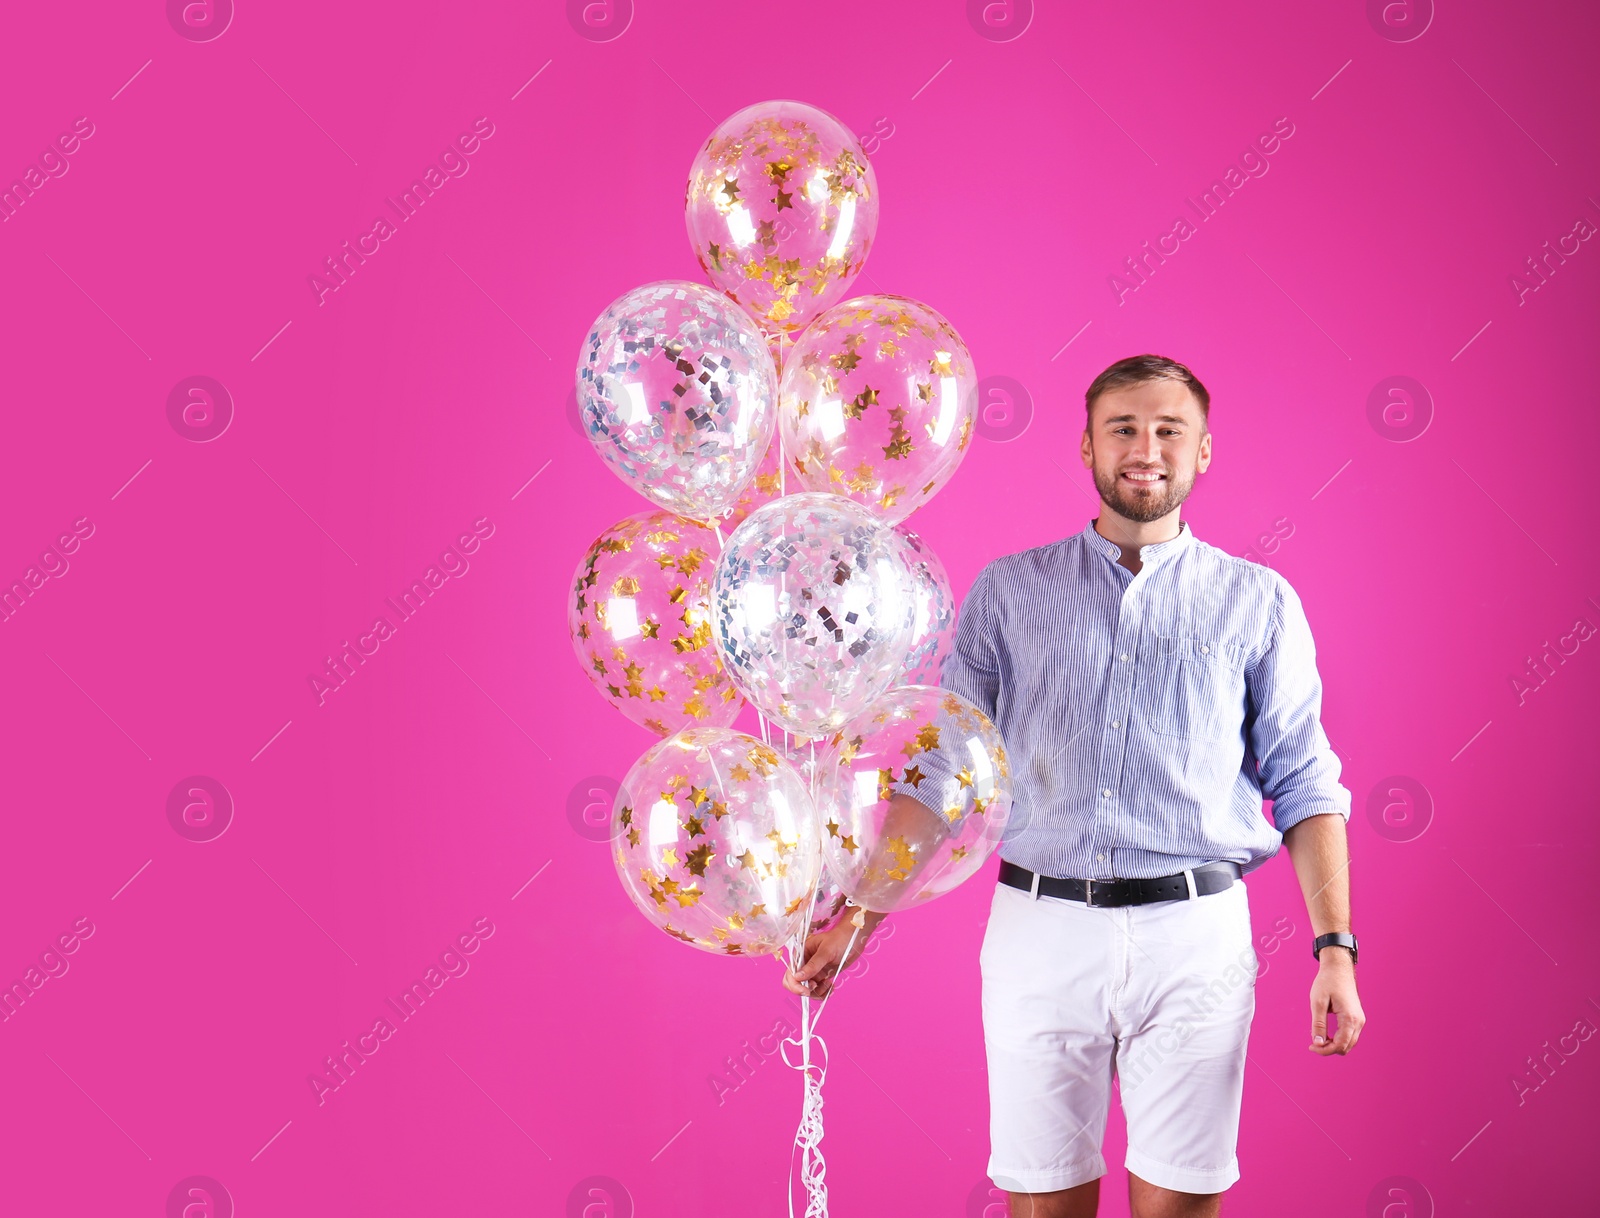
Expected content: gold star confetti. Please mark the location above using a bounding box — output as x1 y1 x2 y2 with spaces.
684 814 706 838
915 722 942 751
661 847 679 869
840 835 858 855
887 836 916 869
955 766 975 790
877 767 897 801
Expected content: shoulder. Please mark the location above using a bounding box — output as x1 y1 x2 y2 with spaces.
984 534 1081 585
1187 536 1291 604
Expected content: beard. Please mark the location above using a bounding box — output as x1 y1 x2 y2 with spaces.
1091 459 1197 523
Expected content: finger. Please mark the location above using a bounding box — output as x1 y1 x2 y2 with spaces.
795 951 836 982
1335 1012 1365 1055
1330 1009 1357 1054
1310 1002 1329 1051
803 939 851 978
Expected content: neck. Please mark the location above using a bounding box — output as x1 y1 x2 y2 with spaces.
1093 507 1183 552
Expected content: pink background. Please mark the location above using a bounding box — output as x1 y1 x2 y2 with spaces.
2 1 1596 1214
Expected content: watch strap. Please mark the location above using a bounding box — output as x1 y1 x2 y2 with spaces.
1312 931 1358 965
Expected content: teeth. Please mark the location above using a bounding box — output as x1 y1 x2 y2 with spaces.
1124 472 1162 481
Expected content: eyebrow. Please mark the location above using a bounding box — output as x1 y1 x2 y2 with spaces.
1101 413 1189 424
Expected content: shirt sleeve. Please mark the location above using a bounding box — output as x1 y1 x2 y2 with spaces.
888 563 1001 825
1248 574 1351 835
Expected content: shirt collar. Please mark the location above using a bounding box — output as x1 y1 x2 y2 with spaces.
1081 517 1196 567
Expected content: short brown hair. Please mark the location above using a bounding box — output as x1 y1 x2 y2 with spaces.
1085 354 1210 424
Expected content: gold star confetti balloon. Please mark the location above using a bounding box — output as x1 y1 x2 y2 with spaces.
577 280 778 521
612 726 823 956
720 426 785 529
778 295 979 523
892 526 956 687
711 491 918 738
686 100 879 337
568 511 743 737
815 685 1013 914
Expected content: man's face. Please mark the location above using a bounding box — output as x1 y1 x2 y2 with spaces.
1080 378 1212 524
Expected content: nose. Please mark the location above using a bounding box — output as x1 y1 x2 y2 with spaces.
1130 428 1162 463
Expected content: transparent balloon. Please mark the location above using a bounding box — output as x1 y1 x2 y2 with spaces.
577 280 778 521
892 526 955 686
569 511 743 737
686 100 879 337
611 727 823 956
778 295 978 523
815 685 1013 913
711 492 917 738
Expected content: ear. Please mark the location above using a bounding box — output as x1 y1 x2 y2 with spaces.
1195 427 1213 474
1080 424 1093 469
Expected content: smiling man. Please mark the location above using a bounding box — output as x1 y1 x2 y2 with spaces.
786 353 1365 1218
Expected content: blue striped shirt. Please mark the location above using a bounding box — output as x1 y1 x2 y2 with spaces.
894 518 1350 879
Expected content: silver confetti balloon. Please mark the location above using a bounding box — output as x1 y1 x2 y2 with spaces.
711 491 918 738
577 280 779 521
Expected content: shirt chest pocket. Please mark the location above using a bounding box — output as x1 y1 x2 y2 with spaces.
1136 635 1246 742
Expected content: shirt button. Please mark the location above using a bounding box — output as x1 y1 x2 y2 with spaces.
1111 720 1120 729
1102 788 1113 798
1096 853 1105 862
1200 644 1210 654
1119 653 1129 662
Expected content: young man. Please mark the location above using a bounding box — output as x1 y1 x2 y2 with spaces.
784 354 1365 1217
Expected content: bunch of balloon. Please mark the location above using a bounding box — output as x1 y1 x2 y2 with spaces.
568 99 1011 1218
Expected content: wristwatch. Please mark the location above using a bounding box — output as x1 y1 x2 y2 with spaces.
1311 932 1358 965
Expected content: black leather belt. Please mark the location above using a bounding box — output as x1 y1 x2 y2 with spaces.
998 859 1241 907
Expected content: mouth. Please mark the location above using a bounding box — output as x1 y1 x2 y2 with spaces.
1120 469 1166 487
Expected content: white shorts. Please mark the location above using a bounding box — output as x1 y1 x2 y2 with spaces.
980 875 1257 1195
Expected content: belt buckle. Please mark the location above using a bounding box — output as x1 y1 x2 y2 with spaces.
1083 878 1095 907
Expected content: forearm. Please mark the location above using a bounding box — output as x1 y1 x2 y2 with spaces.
848 794 948 916
1281 813 1351 938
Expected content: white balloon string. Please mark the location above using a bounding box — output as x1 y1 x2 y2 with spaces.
713 520 726 553
782 993 834 1218
777 374 788 499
